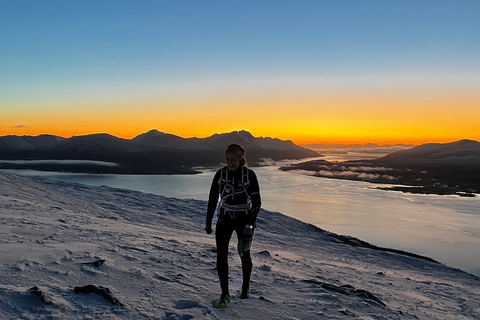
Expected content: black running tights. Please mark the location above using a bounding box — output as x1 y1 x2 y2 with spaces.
215 214 253 296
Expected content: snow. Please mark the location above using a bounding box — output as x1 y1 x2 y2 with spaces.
0 170 479 319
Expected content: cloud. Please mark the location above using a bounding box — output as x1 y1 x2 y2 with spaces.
289 169 317 176
349 166 395 172
0 160 119 167
258 158 276 166
12 124 29 129
314 170 397 181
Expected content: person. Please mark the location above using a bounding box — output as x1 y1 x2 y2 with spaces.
205 144 261 308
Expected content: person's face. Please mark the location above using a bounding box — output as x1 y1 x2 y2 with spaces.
225 152 241 171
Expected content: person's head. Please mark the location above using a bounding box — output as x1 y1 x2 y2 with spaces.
225 144 247 171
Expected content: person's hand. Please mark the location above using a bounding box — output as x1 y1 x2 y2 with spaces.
205 224 212 234
243 227 253 237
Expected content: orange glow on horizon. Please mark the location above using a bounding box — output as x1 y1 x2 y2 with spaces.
1 86 479 146
1 124 476 146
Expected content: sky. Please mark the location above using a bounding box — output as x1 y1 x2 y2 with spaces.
1 0 479 145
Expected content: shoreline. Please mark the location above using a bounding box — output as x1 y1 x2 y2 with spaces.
280 159 480 197
373 185 477 197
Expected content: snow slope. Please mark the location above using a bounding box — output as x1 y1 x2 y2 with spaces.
0 171 479 319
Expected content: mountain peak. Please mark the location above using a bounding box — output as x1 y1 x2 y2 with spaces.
132 129 186 147
448 139 480 147
224 130 256 139
145 129 163 135
237 130 255 137
133 129 166 139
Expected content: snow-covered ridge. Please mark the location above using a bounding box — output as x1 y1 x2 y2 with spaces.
0 171 478 319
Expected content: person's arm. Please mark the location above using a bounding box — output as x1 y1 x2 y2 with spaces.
205 169 221 233
245 169 261 227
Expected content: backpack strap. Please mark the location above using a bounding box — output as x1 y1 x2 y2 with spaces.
218 166 253 216
241 166 250 187
216 167 228 217
241 167 251 199
218 166 228 196
220 166 227 184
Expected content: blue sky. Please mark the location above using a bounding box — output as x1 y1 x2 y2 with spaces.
1 0 479 143
3 1 478 78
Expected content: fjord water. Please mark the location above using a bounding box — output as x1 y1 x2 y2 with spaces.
4 165 480 276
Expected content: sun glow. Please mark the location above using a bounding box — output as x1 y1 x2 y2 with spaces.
1 50 479 146
2 86 478 145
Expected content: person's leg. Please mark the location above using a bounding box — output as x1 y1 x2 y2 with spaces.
215 216 235 297
240 250 252 295
236 223 254 296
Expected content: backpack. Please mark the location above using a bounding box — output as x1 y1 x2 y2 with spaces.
218 166 252 214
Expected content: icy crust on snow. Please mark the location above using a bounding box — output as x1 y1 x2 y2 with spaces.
0 171 479 319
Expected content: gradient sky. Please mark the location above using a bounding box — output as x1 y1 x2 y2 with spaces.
1 0 479 144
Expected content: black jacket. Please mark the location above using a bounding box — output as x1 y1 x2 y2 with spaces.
206 166 261 226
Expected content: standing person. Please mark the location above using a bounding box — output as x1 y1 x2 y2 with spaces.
205 144 261 308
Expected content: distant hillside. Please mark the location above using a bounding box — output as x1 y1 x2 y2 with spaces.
0 130 319 174
282 139 480 196
375 139 480 166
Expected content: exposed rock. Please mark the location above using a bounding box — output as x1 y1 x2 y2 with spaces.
81 259 106 267
29 286 53 305
74 285 123 306
303 279 386 307
258 250 271 257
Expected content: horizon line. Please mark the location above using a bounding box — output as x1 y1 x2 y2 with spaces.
2 129 479 146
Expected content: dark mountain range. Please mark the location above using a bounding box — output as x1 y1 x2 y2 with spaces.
0 134 66 151
0 130 319 174
375 139 480 166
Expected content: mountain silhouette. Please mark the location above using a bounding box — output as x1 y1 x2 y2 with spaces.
0 130 319 174
375 139 480 166
132 130 200 149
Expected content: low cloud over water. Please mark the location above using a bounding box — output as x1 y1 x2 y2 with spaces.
0 160 119 167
